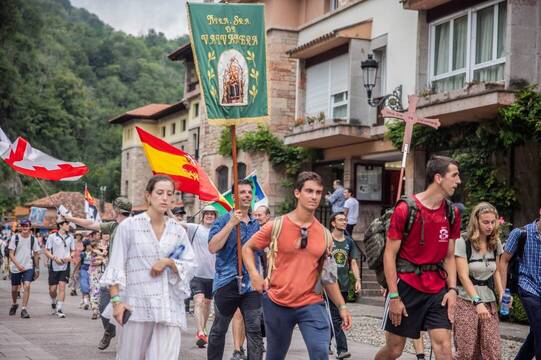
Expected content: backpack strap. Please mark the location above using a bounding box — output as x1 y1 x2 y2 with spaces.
266 216 284 282
396 196 419 244
445 199 456 228
13 234 19 255
517 226 527 258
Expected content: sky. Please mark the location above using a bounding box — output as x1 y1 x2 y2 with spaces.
70 0 206 39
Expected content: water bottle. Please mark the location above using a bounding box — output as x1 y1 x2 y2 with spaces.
500 288 511 316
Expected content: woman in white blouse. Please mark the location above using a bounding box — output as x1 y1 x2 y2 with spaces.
100 175 196 360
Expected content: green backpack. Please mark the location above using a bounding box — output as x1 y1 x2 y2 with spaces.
363 196 456 288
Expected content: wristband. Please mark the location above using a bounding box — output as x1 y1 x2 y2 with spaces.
471 295 481 303
388 292 400 299
110 296 121 303
448 287 459 295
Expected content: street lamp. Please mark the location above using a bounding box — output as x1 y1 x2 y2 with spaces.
361 54 403 111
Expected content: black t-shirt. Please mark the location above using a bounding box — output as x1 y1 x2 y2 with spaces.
331 235 360 292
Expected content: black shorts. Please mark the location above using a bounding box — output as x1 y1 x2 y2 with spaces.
382 280 451 339
48 268 70 285
214 280 261 317
190 277 213 300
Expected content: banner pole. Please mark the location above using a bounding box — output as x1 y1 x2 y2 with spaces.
231 125 243 293
34 178 57 211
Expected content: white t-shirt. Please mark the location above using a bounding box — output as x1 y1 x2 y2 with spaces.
46 232 75 271
344 197 359 225
186 223 215 279
8 234 41 273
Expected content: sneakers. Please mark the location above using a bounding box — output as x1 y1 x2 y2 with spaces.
51 301 57 314
336 351 352 359
231 348 247 360
195 333 208 348
84 303 90 310
98 331 115 350
9 304 18 316
56 309 66 318
70 289 77 296
91 310 99 320
20 308 30 319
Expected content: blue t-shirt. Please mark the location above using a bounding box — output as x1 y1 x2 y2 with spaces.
209 212 260 294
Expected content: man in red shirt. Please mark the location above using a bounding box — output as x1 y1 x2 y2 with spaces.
376 155 462 360
243 171 352 360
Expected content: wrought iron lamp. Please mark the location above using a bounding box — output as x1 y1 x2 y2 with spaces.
361 54 403 111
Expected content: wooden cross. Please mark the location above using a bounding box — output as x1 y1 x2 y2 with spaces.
380 95 440 201
381 95 440 154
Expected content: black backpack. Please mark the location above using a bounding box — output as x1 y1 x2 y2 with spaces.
508 227 527 294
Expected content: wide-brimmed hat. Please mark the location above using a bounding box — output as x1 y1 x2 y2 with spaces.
202 205 218 215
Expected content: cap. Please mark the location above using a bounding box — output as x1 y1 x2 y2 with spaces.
82 239 91 247
172 206 186 215
19 219 31 226
202 205 218 214
113 197 132 215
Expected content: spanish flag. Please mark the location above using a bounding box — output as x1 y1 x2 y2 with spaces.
136 127 231 211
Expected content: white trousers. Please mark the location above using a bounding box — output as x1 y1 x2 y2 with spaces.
116 321 181 360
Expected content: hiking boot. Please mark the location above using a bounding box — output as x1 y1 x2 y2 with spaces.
9 304 18 316
56 309 66 318
98 331 114 350
195 333 208 348
20 308 30 319
336 351 351 359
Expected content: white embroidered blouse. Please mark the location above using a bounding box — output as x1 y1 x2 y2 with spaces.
100 213 196 328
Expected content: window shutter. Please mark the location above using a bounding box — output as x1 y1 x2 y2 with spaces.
330 54 348 94
306 61 329 117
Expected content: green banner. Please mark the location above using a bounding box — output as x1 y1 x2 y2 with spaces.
187 3 269 125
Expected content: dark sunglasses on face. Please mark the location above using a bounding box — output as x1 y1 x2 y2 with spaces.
300 227 308 249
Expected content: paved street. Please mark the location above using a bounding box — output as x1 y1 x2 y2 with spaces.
0 270 417 360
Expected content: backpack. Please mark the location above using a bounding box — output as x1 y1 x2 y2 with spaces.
507 227 527 294
457 238 497 294
266 216 334 293
363 196 456 288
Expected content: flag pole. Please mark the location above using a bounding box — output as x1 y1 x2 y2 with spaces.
231 124 243 293
34 178 58 210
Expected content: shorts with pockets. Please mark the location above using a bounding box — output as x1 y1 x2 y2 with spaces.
382 279 451 339
11 269 34 285
190 277 213 300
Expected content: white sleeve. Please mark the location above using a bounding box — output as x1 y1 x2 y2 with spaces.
168 224 197 299
8 236 15 251
32 238 41 253
99 219 130 289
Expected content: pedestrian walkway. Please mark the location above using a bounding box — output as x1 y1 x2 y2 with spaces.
0 272 416 359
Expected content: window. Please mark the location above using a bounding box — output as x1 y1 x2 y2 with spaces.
181 119 187 131
237 163 247 180
171 123 176 135
430 1 506 92
124 128 132 140
330 0 339 11
305 53 349 120
125 180 129 197
216 166 229 193
160 126 166 137
126 151 129 162
193 103 199 118
193 132 199 159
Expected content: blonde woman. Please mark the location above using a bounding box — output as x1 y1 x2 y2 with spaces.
454 202 505 360
100 175 196 360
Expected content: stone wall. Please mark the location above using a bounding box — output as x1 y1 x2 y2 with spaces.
121 146 153 207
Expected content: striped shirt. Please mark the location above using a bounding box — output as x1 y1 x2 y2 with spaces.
504 220 541 297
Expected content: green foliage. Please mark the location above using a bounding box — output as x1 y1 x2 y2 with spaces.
385 86 541 219
0 0 187 213
219 125 318 178
510 294 529 324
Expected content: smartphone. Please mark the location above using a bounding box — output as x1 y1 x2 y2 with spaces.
122 308 132 325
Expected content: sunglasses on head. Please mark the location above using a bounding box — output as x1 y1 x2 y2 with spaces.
300 227 308 249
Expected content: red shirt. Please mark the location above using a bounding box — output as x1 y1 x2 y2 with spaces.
387 196 461 294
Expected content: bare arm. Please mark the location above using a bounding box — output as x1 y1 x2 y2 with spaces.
444 239 457 289
350 259 361 281
242 237 266 292
383 238 401 294
456 256 478 298
494 255 504 300
63 215 100 231
209 211 241 254
324 282 352 330
9 250 23 270
499 251 512 291
343 207 349 218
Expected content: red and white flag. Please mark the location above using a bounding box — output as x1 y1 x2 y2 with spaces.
2 136 88 181
0 127 11 156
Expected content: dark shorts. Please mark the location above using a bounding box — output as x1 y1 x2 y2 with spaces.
48 268 70 285
11 269 34 285
383 280 451 339
190 277 213 300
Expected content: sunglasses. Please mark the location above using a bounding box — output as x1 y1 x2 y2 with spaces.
300 227 308 249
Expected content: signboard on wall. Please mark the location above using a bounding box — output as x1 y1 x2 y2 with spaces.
355 164 383 202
